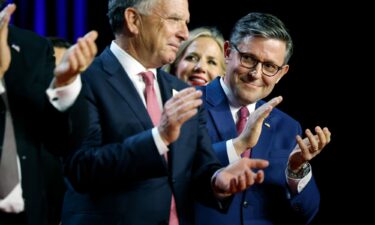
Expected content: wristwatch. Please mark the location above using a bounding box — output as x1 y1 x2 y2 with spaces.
287 163 311 179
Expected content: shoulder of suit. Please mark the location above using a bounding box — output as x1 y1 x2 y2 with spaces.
157 69 189 89
9 25 50 50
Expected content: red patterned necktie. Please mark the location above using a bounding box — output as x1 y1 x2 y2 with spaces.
236 106 251 158
139 72 179 225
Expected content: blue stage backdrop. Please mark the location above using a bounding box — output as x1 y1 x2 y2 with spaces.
7 0 87 42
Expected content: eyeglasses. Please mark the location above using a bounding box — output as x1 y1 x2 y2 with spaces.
231 43 284 77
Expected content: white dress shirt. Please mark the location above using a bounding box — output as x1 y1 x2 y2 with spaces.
110 41 168 155
219 77 311 194
0 75 82 212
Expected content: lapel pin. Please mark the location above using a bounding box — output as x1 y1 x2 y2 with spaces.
264 122 270 128
11 44 20 52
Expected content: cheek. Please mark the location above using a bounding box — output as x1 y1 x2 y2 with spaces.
176 62 192 79
263 76 278 88
207 67 222 80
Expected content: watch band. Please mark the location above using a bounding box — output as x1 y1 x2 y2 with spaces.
288 162 311 179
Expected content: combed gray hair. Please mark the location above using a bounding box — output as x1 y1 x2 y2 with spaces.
107 0 158 34
229 12 293 64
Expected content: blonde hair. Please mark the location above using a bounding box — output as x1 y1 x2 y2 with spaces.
164 26 225 76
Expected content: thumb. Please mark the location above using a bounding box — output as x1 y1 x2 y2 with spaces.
84 30 98 41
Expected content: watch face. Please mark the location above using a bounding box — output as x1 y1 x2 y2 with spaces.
288 163 310 178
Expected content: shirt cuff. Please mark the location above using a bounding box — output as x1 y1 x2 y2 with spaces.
152 127 169 155
46 76 82 112
227 139 240 164
0 182 24 213
0 81 5 94
286 164 312 194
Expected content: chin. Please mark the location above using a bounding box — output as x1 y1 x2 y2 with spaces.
164 54 176 64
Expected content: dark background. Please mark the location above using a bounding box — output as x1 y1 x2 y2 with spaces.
8 0 369 224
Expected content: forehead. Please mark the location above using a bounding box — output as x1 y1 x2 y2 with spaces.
238 36 287 62
157 0 189 17
187 37 222 53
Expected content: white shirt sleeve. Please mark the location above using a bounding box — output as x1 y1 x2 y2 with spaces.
46 76 82 112
152 127 169 155
286 164 312 194
0 81 5 94
227 139 240 163
0 157 24 213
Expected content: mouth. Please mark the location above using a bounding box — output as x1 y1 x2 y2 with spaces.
169 44 180 52
240 77 262 88
187 75 208 86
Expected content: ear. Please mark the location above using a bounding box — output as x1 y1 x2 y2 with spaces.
224 41 232 63
124 7 141 35
275 64 289 83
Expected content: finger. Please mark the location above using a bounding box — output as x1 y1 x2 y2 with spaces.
0 4 16 24
247 159 269 169
322 127 331 143
238 174 249 191
78 32 98 66
315 126 327 150
254 170 265 184
267 95 283 108
228 177 238 194
74 39 89 71
296 135 312 161
84 30 98 42
67 50 79 72
174 99 202 124
305 129 318 152
0 4 16 30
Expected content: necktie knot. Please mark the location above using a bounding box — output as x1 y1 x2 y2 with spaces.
236 106 249 135
238 106 249 120
140 71 154 86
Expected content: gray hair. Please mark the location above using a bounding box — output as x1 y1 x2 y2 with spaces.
107 0 158 34
165 26 225 75
229 12 293 64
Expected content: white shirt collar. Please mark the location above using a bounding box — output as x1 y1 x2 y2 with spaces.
110 41 157 78
219 77 256 120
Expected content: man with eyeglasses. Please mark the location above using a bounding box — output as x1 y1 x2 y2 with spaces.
195 12 331 225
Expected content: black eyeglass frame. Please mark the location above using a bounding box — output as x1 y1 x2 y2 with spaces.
231 43 285 77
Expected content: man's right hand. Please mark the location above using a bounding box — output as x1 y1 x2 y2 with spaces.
233 96 283 155
158 87 202 145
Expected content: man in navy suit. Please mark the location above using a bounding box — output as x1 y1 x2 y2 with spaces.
60 1 275 225
194 13 331 225
0 3 97 225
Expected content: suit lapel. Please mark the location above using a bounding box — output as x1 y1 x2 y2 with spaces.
156 70 177 169
251 101 274 160
206 78 237 141
100 48 153 129
156 69 173 106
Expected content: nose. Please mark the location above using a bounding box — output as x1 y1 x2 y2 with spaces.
177 23 189 41
193 60 207 73
249 63 262 79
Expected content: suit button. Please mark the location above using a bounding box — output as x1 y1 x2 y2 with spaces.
293 203 303 212
243 201 248 208
21 155 27 160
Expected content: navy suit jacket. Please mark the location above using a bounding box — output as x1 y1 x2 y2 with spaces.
61 47 222 225
0 26 86 225
194 77 320 225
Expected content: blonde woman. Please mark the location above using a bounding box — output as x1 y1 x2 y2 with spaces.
164 27 225 86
